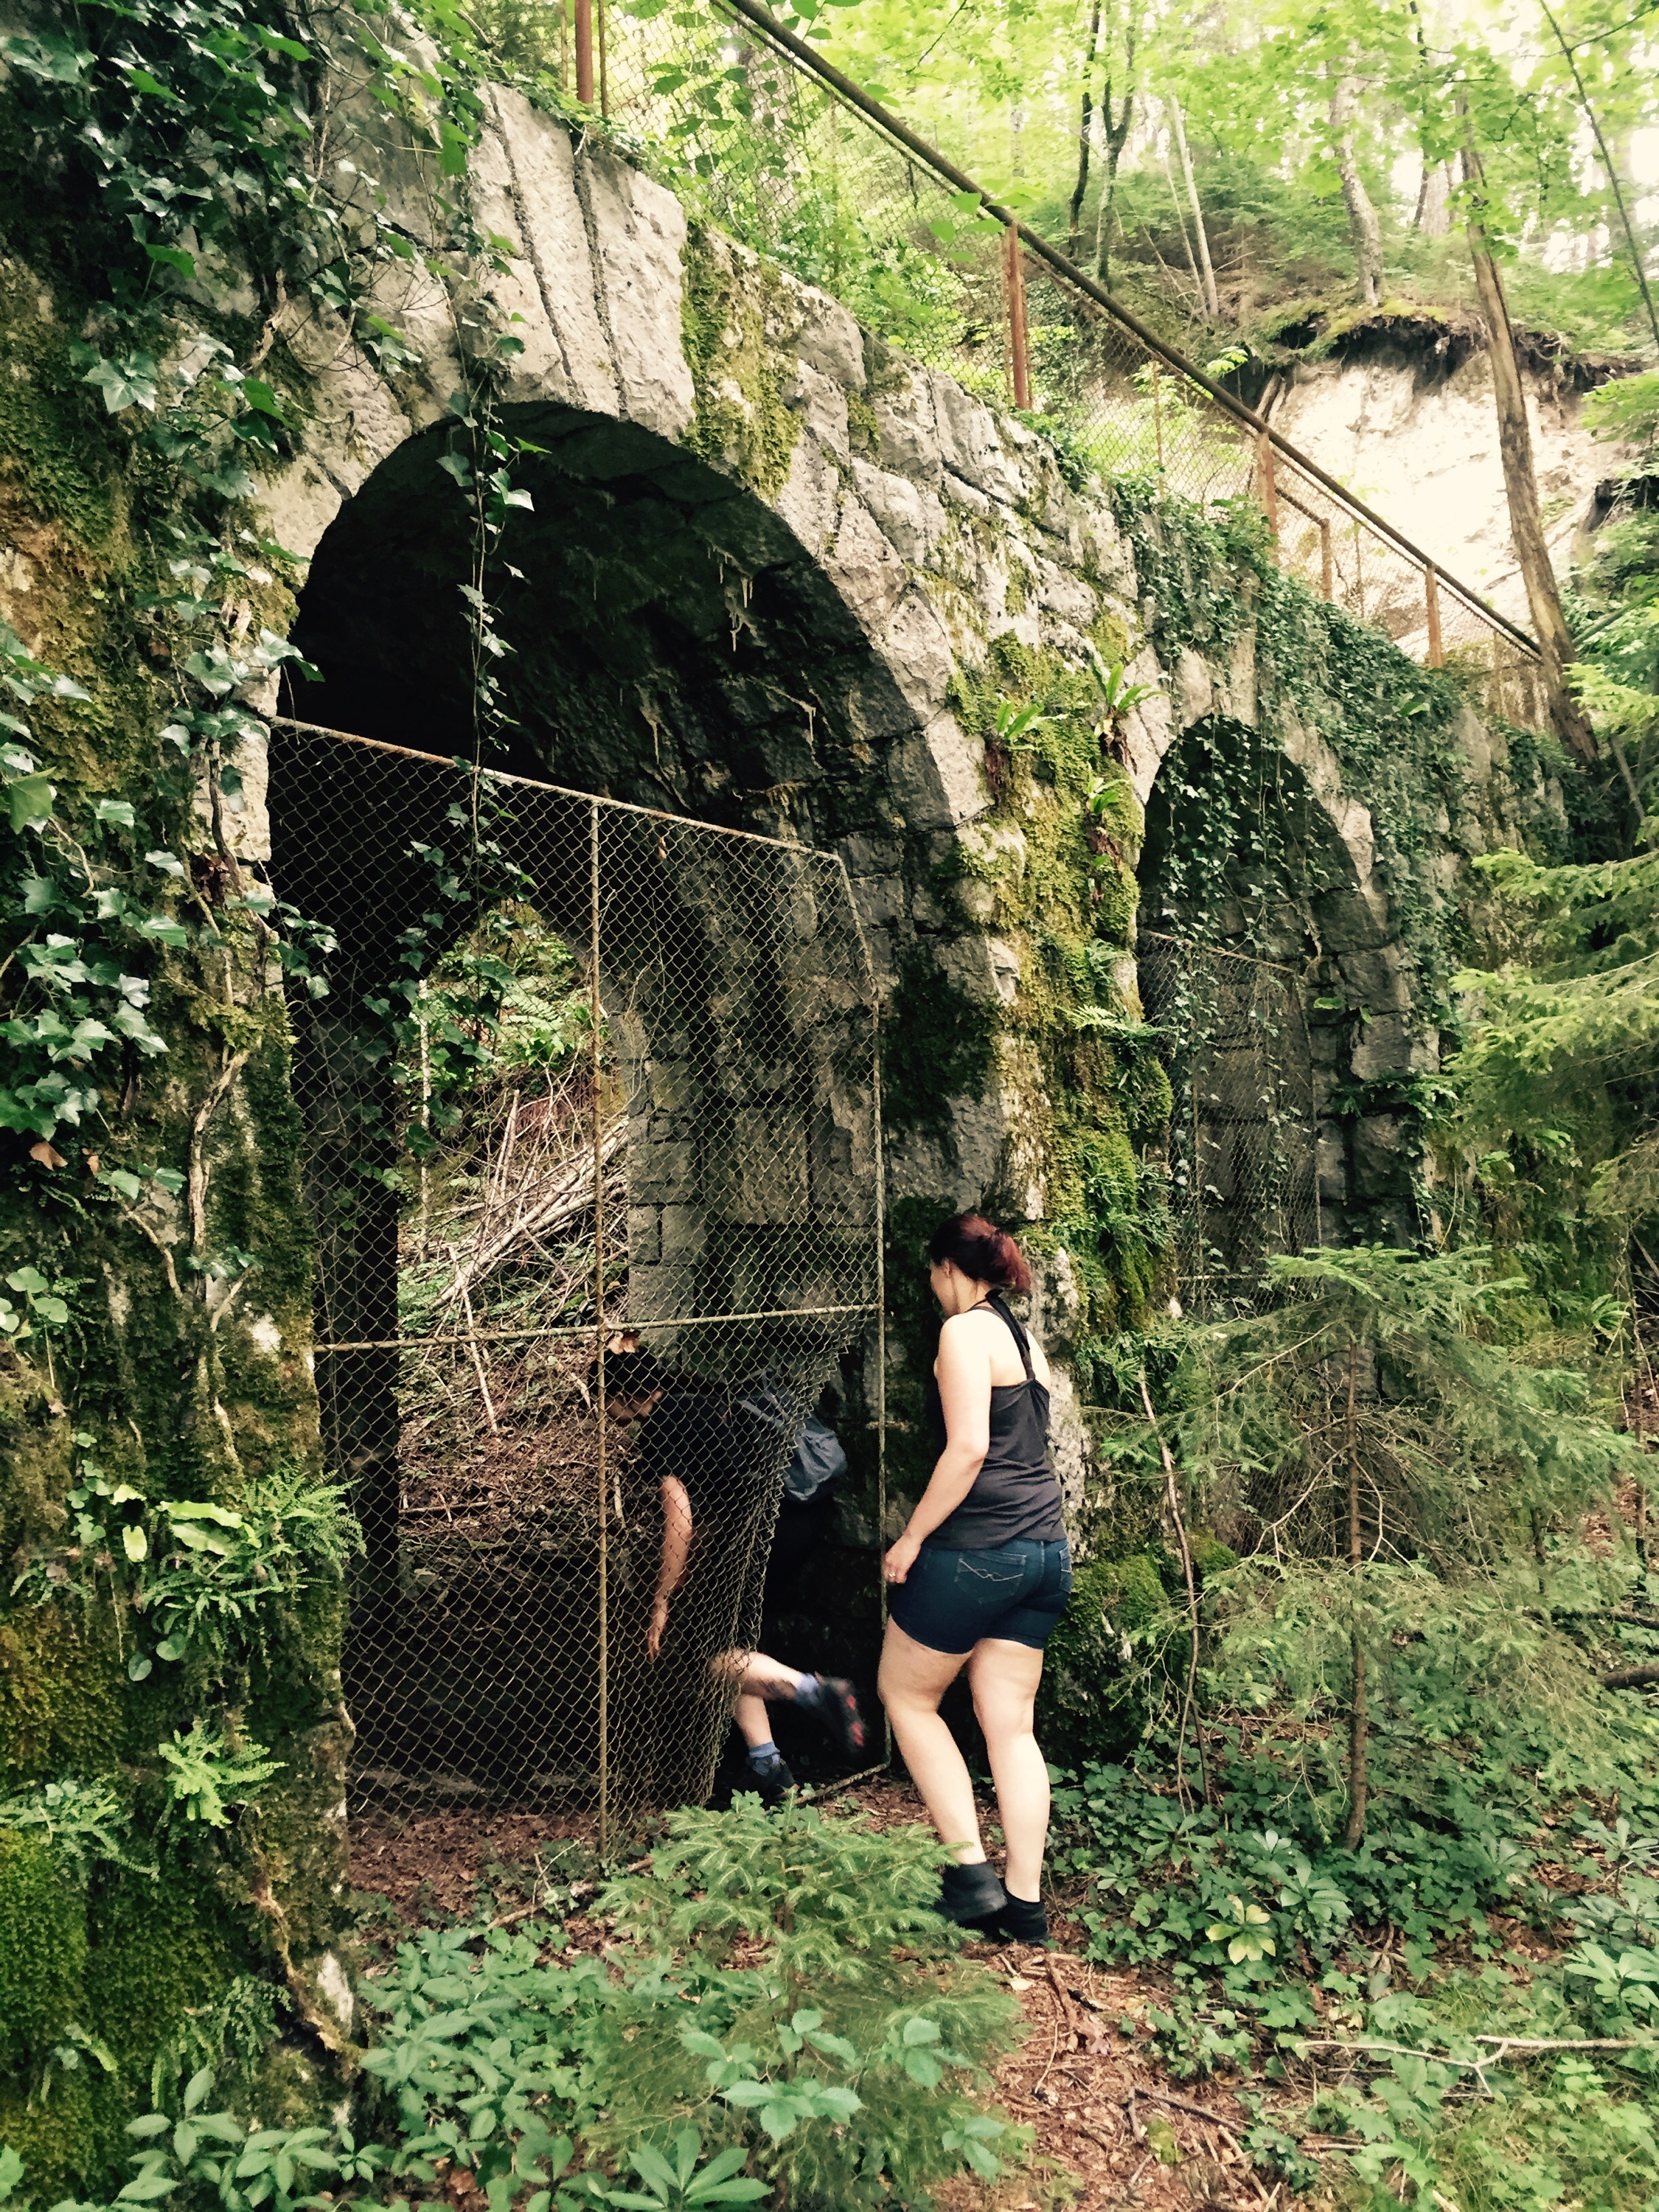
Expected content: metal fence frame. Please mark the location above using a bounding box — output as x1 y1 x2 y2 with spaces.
271 719 887 1845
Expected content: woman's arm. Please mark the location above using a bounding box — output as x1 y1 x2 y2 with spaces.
647 1475 693 1658
883 1318 991 1584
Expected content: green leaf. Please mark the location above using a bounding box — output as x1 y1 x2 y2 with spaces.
122 1525 148 1563
95 798 137 828
8 773 55 830
145 244 196 279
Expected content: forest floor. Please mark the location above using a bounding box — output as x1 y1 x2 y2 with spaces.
347 1774 1277 2212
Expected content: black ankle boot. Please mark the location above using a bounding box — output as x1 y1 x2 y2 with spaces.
936 1860 1006 1929
989 1891 1048 1946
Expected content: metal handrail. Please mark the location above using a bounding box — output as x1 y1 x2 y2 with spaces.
716 0 1543 663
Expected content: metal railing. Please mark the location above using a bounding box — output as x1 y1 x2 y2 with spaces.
563 0 1547 726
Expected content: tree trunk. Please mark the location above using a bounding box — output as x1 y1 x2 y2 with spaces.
1413 159 1451 236
1329 77 1383 306
1167 94 1219 320
1159 138 1205 314
1536 0 1659 351
1068 1 1101 258
1461 143 1597 761
1093 24 1138 284
1343 1337 1369 1849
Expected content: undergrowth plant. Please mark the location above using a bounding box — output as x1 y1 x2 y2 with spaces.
1 1801 1027 2212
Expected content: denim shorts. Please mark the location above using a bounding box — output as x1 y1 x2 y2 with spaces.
888 1537 1072 1654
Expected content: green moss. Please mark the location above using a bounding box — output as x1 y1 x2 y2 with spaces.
0 1607 125 1781
846 386 880 458
0 2070 94 2205
1038 1551 1174 1764
1190 1533 1238 1580
680 230 801 498
0 1828 86 2070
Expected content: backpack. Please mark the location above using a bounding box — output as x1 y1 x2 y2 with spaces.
783 1416 846 1505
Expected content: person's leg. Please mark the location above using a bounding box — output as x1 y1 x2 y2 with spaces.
967 1636 1049 1901
877 1620 982 1860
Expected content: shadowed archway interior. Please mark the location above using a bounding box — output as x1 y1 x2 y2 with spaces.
272 410 899 1824
286 406 915 841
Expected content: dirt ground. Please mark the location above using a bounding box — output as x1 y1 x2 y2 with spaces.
348 1774 1281 2212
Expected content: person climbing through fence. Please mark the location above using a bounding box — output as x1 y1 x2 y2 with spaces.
878 1211 1070 1946
725 1383 869 1802
619 1348 866 1805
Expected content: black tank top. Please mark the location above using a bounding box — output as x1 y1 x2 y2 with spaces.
922 1294 1064 1549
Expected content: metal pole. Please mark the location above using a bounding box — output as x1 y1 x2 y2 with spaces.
590 799 608 1852
1353 521 1364 625
1005 224 1031 410
574 0 594 105
1256 431 1279 541
1151 358 1164 467
873 981 891 1764
1320 518 1334 601
714 0 1543 664
598 0 608 116
1425 563 1444 667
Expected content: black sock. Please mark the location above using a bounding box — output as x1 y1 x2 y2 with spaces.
992 1890 1048 1943
937 1860 1006 1927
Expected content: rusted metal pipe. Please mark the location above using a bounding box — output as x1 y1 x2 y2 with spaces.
1006 224 1032 410
1425 563 1444 667
574 0 594 106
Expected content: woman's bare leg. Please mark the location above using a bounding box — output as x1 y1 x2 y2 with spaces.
968 1638 1048 1899
731 1652 804 1748
877 1619 984 1863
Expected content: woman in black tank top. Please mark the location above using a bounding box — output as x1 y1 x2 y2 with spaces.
877 1212 1071 1947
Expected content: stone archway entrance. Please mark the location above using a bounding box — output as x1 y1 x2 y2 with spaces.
271 414 903 1830
1136 712 1425 1306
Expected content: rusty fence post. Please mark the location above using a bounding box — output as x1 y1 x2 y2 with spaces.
1150 358 1164 467
1005 223 1031 411
590 797 608 1852
1256 431 1280 541
1425 563 1444 667
574 0 594 106
1319 516 1334 600
598 0 608 116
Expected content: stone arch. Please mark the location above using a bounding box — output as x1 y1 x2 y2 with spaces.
1136 706 1424 1264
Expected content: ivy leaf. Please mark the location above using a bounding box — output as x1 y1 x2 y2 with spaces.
146 850 185 877
0 32 92 82
83 354 159 413
122 1526 148 1563
145 243 196 279
7 773 55 830
95 798 137 828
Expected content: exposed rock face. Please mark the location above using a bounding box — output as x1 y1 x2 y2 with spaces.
1267 340 1635 646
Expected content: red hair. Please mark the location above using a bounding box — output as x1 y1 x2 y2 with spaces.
926 1211 1032 1295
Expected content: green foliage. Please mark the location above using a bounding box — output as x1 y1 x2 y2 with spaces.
0 1804 1027 2212
154 1725 282 1829
13 1455 357 1688
0 1781 145 1880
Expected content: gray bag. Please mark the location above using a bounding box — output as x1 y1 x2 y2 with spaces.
783 1415 846 1504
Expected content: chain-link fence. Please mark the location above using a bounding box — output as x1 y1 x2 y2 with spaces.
1138 932 1321 1318
269 721 883 1840
566 0 1548 728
